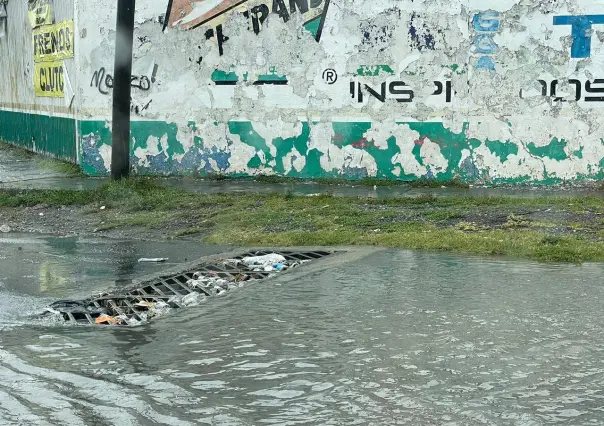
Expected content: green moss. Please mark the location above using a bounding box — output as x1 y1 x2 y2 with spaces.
37 158 84 176
0 141 36 157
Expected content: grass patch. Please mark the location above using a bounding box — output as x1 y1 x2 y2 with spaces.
501 213 530 228
204 172 230 181
423 209 464 221
234 174 468 188
3 178 604 263
0 188 97 207
456 221 480 231
173 227 205 237
1 140 83 176
0 141 36 157
37 158 84 176
254 175 299 184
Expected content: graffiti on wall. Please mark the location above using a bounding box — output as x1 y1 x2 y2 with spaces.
76 0 604 184
89 66 154 115
90 66 152 95
163 0 330 55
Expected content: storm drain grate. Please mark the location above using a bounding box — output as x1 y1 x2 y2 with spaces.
45 250 334 327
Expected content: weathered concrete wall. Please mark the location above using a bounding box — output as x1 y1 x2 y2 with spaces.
11 0 604 183
0 0 77 161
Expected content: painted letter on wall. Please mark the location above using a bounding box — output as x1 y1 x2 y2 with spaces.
34 60 64 97
32 20 74 62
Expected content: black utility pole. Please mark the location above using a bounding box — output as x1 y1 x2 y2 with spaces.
111 0 136 180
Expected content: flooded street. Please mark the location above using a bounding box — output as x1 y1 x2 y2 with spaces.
1 238 604 425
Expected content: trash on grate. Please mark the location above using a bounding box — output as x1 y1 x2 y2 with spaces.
172 292 205 307
45 250 335 327
241 253 286 268
95 315 120 325
234 253 311 272
135 301 154 309
148 300 171 318
187 276 231 290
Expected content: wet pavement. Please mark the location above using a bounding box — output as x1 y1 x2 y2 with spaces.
0 234 228 324
167 178 604 199
2 143 604 198
0 147 102 190
1 237 604 424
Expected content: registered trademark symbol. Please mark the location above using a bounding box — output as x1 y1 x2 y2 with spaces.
322 68 338 84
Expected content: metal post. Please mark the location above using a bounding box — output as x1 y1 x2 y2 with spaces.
111 0 135 180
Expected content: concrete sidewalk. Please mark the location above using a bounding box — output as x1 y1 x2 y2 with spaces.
0 147 103 190
1 146 603 199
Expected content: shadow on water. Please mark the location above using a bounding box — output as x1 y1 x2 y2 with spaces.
110 240 138 287
43 236 139 286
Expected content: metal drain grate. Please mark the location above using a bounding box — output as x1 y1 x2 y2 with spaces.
46 250 334 326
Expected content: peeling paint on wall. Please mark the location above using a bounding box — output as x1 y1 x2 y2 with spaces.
0 0 77 161
77 0 604 183
5 0 604 183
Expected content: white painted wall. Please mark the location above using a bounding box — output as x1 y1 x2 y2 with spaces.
10 0 604 181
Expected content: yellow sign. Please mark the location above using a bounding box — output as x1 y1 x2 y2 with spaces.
33 20 74 63
28 3 53 28
34 61 65 97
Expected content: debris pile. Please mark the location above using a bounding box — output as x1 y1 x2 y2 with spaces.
43 250 332 327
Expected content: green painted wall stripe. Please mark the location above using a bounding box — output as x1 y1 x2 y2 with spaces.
0 109 76 162
77 119 604 185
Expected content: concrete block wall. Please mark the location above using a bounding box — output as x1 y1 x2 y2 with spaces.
4 0 604 183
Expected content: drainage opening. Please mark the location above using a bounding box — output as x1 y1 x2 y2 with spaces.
44 250 335 327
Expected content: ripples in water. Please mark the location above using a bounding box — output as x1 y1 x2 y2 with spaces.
1 250 604 425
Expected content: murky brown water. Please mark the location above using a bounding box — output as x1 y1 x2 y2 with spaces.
1 237 604 425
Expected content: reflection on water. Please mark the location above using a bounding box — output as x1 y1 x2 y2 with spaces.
2 248 604 425
0 235 227 325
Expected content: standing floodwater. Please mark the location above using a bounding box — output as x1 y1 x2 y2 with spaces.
1 242 603 425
